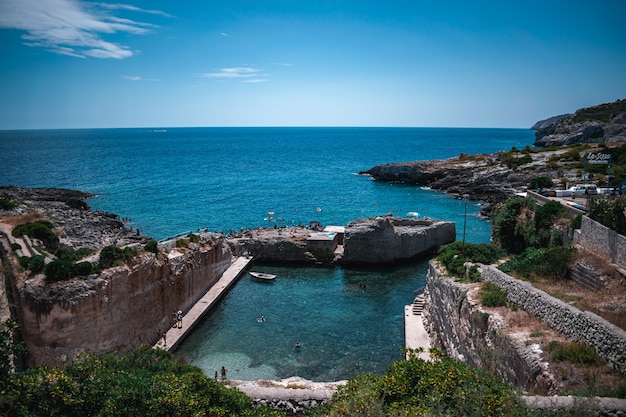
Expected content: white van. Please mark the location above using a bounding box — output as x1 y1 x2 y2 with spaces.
570 184 598 196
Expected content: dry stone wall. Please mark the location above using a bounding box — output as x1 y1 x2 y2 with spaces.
424 262 556 393
481 266 626 375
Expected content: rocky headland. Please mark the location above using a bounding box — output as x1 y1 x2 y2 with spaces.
533 99 626 147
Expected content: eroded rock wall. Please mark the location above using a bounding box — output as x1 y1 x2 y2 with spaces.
341 217 456 264
15 239 232 367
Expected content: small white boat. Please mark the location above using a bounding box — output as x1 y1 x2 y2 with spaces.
249 271 276 282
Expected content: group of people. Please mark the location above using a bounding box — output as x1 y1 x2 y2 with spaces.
358 281 367 290
172 310 183 328
215 366 227 380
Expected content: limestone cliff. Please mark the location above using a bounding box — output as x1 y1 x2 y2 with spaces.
15 239 232 366
341 216 456 264
534 99 626 146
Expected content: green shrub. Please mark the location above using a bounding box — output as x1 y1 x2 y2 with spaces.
499 247 575 281
547 341 604 367
480 282 508 307
437 242 503 279
0 198 16 210
571 215 582 229
588 195 626 235
44 259 75 282
176 238 188 248
2 346 281 417
144 239 158 253
12 220 59 250
529 176 554 190
54 247 94 263
99 245 123 269
73 261 94 276
27 255 46 274
187 233 201 243
10 242 21 251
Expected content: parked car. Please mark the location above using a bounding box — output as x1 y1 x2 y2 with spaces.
570 184 598 196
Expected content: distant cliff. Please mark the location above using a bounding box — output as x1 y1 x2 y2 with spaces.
533 99 626 146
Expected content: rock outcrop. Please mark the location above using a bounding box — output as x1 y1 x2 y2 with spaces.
227 216 456 265
341 216 456 264
360 155 537 214
534 99 626 147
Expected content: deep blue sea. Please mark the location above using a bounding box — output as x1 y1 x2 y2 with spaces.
0 127 534 380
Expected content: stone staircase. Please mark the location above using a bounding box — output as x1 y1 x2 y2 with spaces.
571 262 606 292
412 291 427 315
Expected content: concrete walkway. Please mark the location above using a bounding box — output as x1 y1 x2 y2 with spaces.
156 256 253 352
404 304 431 360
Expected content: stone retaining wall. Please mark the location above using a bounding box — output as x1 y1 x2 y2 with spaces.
481 265 626 375
577 216 626 270
424 262 556 393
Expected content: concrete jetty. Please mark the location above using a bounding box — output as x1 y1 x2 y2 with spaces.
404 294 431 360
155 256 253 352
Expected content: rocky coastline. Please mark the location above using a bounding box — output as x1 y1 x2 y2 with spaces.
359 152 532 216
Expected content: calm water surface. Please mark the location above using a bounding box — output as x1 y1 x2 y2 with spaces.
0 127 535 380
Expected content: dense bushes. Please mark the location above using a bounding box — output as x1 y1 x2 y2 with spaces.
437 242 504 280
492 197 569 254
0 198 16 210
499 247 575 281
588 195 626 235
529 176 554 190
99 245 138 269
1 346 281 417
12 220 58 250
144 238 159 253
309 350 531 417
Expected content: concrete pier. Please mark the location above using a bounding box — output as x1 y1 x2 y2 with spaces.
156 256 253 352
404 304 431 360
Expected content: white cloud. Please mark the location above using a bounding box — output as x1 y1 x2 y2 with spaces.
202 67 270 83
0 0 169 59
122 75 141 81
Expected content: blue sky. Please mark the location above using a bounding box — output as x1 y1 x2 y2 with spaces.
0 0 625 129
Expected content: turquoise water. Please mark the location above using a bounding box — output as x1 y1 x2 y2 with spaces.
0 127 535 380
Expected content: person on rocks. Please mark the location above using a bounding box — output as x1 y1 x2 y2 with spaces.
221 366 227 380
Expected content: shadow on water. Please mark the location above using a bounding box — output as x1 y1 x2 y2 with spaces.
175 259 430 381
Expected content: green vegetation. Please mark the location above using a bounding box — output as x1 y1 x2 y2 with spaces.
588 195 626 235
501 149 533 169
529 176 554 190
571 99 626 124
0 198 16 210
309 350 538 417
18 254 46 274
499 247 575 281
546 341 604 367
437 242 504 280
99 245 138 270
12 220 58 250
0 346 281 417
0 319 27 392
144 238 159 253
54 247 94 263
480 282 508 307
492 197 571 254
175 238 189 248
188 233 201 243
